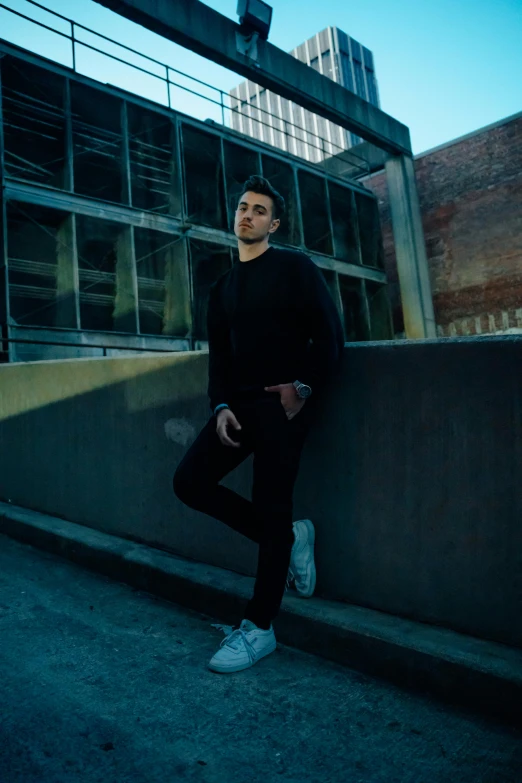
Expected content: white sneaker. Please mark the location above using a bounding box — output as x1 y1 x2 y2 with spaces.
288 519 316 598
208 620 277 673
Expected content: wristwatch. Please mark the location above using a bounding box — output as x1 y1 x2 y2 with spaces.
293 380 312 399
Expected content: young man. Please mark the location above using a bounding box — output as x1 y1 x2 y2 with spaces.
173 175 344 673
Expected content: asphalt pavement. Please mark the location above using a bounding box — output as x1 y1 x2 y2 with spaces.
1 534 520 783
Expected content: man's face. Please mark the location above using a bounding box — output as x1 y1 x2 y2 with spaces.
234 191 280 244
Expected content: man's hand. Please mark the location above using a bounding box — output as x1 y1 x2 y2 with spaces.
264 383 306 420
216 408 242 448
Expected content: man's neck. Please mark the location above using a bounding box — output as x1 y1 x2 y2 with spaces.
238 238 270 263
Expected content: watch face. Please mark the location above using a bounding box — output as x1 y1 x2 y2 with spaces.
299 385 312 398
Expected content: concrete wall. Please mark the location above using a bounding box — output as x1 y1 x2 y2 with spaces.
366 113 522 338
0 341 521 647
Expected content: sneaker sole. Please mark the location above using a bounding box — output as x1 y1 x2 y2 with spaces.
294 519 316 598
208 641 277 674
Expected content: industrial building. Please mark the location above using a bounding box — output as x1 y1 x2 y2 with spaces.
0 38 392 363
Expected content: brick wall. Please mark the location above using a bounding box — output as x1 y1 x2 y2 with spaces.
365 113 522 337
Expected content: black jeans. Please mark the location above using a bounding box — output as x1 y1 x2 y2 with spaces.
173 390 316 630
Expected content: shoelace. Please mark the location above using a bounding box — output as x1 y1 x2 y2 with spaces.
221 628 258 665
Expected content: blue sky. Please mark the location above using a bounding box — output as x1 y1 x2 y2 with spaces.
1 0 520 154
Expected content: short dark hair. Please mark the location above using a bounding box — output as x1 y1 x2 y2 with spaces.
240 175 285 220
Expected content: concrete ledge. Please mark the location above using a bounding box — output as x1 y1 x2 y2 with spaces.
1 501 521 724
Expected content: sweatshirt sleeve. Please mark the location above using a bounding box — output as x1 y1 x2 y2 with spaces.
298 256 345 394
207 281 232 413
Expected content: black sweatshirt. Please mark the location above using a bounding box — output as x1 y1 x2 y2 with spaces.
207 246 345 413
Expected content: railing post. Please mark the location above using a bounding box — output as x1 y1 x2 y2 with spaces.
71 22 76 71
220 92 225 126
166 66 171 108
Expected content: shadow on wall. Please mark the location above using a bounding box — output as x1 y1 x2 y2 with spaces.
0 353 259 577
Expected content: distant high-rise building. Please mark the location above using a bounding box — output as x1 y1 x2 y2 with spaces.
230 26 380 163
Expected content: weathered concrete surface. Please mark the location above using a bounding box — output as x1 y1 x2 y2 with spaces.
385 153 436 338
0 338 521 648
2 502 522 725
1 534 521 783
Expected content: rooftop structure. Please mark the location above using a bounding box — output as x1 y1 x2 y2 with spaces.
230 26 380 163
0 40 391 363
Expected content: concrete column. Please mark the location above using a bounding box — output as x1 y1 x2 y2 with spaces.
385 153 436 339
113 225 138 333
55 214 80 328
163 237 191 336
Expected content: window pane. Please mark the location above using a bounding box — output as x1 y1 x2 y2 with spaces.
319 268 343 320
350 39 362 63
298 170 333 255
7 202 71 328
134 228 190 337
262 156 300 246
366 72 379 107
354 62 366 99
71 83 124 204
341 54 354 92
127 104 181 216
321 50 333 80
367 281 392 340
362 46 374 70
338 275 369 341
2 56 66 189
76 215 120 331
189 240 231 340
182 125 226 230
329 183 359 262
355 193 385 268
224 141 260 229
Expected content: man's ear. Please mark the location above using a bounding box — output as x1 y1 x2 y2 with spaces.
269 219 280 234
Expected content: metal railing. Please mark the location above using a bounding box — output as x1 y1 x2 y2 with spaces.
0 0 369 175
0 0 229 121
0 335 181 359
